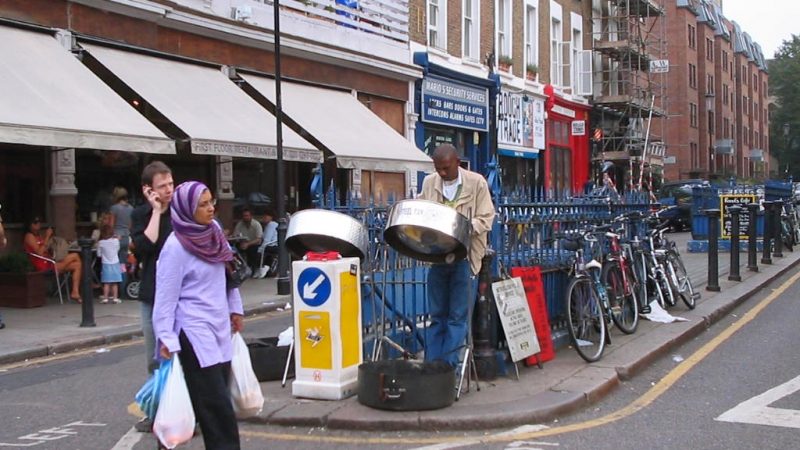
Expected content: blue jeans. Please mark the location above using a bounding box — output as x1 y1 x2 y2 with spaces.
425 260 474 367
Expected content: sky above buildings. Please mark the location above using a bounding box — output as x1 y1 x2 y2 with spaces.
723 0 799 58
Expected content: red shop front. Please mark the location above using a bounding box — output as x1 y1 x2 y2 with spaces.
543 85 590 195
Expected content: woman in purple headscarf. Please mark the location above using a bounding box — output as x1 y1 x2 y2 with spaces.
152 181 242 450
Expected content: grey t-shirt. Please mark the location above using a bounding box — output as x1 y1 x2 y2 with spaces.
110 203 134 237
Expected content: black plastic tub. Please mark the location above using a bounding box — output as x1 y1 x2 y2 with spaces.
357 360 455 411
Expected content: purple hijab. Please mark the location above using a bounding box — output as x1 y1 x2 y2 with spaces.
170 181 233 263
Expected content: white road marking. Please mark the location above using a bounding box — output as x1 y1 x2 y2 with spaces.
408 425 551 450
0 421 106 447
110 427 144 450
716 374 800 429
505 440 560 449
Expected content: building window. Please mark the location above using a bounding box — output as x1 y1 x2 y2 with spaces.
690 102 698 128
723 118 730 139
551 18 563 85
722 51 728 71
706 38 713 61
690 142 699 168
707 74 714 95
723 84 729 105
427 0 446 50
462 0 479 60
744 126 749 145
688 24 696 49
708 111 714 134
764 81 768 93
525 2 538 75
497 0 512 60
571 14 583 91
753 73 758 91
689 63 697 88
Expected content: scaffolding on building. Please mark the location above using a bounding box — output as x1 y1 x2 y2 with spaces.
591 0 668 193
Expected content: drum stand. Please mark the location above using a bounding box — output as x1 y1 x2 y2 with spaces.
456 275 481 400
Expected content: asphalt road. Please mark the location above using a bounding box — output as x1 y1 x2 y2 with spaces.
2 267 799 450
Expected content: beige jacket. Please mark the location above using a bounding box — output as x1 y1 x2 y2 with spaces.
419 167 496 275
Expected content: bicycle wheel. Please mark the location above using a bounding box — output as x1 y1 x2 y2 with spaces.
565 276 607 362
601 261 639 334
667 250 696 309
658 268 676 308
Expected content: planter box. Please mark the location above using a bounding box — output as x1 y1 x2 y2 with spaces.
0 272 47 308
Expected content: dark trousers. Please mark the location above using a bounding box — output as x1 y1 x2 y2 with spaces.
242 245 260 273
178 332 240 450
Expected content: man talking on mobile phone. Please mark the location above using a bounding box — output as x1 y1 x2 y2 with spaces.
130 161 174 432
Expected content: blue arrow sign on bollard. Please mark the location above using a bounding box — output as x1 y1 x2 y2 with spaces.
297 267 331 307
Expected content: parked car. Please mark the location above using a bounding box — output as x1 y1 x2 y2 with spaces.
658 179 708 231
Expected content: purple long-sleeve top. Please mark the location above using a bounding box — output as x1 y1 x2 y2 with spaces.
152 233 244 368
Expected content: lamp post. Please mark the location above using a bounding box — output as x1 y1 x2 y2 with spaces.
273 0 290 295
705 92 715 176
783 123 791 179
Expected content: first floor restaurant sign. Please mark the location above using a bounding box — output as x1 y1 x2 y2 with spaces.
491 277 540 363
421 76 489 132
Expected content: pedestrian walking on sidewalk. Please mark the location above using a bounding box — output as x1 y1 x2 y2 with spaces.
97 224 122 304
418 144 495 367
130 161 174 432
153 181 243 450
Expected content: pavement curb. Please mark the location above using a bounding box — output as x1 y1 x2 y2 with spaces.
0 302 286 366
251 254 800 431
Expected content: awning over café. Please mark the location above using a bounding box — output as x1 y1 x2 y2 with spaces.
0 26 174 154
82 44 321 163
242 75 432 173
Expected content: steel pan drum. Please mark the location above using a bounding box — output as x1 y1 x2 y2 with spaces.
383 199 471 263
285 209 369 259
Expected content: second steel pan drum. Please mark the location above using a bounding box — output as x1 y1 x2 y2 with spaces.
285 209 369 259
383 199 471 263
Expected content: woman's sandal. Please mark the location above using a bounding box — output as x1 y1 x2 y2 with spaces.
71 295 83 304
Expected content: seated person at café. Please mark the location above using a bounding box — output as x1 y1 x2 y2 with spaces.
23 216 83 303
256 209 279 278
233 208 263 274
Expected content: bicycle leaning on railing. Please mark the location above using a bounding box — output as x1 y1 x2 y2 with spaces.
558 226 614 362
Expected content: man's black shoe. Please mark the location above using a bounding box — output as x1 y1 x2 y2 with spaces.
0 322 5 329
134 416 152 432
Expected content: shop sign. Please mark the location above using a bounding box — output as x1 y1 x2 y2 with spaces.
571 120 586 136
550 104 576 118
192 140 322 163
720 194 756 238
421 76 489 132
497 92 545 156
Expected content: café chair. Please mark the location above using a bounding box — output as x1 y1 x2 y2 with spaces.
27 252 70 304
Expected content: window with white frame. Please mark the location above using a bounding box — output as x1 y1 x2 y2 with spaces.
497 0 512 61
428 0 447 50
463 0 480 60
550 1 563 86
571 12 583 91
525 2 538 75
551 18 562 85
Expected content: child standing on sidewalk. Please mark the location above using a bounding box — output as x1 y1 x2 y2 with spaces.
97 224 122 304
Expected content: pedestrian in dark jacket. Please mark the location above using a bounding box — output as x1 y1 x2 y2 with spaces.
129 161 174 432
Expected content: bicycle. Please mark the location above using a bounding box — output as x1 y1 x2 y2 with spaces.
560 227 611 363
599 216 640 334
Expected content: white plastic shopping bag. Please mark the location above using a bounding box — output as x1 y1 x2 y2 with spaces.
229 332 265 418
153 354 196 449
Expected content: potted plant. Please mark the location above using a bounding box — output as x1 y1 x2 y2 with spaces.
0 252 46 308
526 63 538 81
498 55 513 73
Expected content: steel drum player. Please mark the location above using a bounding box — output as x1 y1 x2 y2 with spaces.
418 143 495 367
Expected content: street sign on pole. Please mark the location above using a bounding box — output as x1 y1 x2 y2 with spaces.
649 59 669 73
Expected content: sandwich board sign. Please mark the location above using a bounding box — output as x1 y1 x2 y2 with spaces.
491 277 540 362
